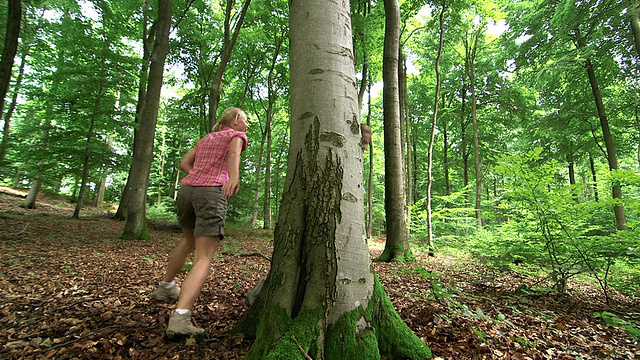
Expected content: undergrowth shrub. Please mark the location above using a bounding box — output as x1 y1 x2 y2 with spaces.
147 199 177 224
463 149 640 302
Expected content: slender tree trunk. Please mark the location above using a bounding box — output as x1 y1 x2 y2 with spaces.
122 0 172 239
633 0 640 166
589 153 599 202
235 2 431 357
114 0 154 220
378 0 410 262
427 0 446 255
400 52 412 242
73 85 105 219
24 114 52 209
263 121 273 229
172 137 183 201
250 125 266 228
567 149 578 203
207 0 252 131
157 127 167 204
366 79 373 239
443 103 450 196
460 82 470 205
467 29 483 228
95 136 113 208
575 30 627 230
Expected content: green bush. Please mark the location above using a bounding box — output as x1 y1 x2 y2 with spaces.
147 199 178 224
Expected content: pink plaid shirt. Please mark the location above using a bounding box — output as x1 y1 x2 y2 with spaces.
180 128 248 187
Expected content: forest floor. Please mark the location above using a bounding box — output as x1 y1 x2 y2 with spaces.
0 188 638 360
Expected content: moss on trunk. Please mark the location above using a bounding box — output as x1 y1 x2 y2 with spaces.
376 242 415 263
237 275 431 360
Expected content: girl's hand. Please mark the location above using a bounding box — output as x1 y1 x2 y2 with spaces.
223 178 240 199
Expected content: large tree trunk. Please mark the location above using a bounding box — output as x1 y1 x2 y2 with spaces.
631 0 640 57
235 1 431 358
207 0 252 131
0 0 21 174
0 0 21 120
122 0 172 239
0 46 26 172
378 0 410 262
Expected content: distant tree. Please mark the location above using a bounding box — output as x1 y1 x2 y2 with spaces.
122 0 172 239
378 0 411 262
426 0 447 253
207 0 252 131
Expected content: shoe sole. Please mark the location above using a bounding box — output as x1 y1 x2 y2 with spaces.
165 330 208 341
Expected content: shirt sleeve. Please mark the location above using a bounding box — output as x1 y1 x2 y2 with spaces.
230 130 248 151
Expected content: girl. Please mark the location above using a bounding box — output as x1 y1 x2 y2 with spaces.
152 107 249 339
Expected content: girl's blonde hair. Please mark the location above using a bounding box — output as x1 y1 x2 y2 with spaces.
213 107 246 132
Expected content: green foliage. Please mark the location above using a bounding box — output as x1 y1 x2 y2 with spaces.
463 149 640 299
146 199 177 224
594 312 640 341
411 189 478 248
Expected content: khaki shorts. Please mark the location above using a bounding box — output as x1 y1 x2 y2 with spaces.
177 185 227 239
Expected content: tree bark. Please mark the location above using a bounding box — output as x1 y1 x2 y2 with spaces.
122 0 172 239
0 45 25 172
378 0 410 262
0 0 21 173
0 0 21 120
631 0 640 58
235 1 430 358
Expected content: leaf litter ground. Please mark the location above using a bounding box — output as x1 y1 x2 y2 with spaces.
0 190 638 359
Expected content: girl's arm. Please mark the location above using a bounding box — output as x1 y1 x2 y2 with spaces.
180 148 196 173
223 137 244 199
